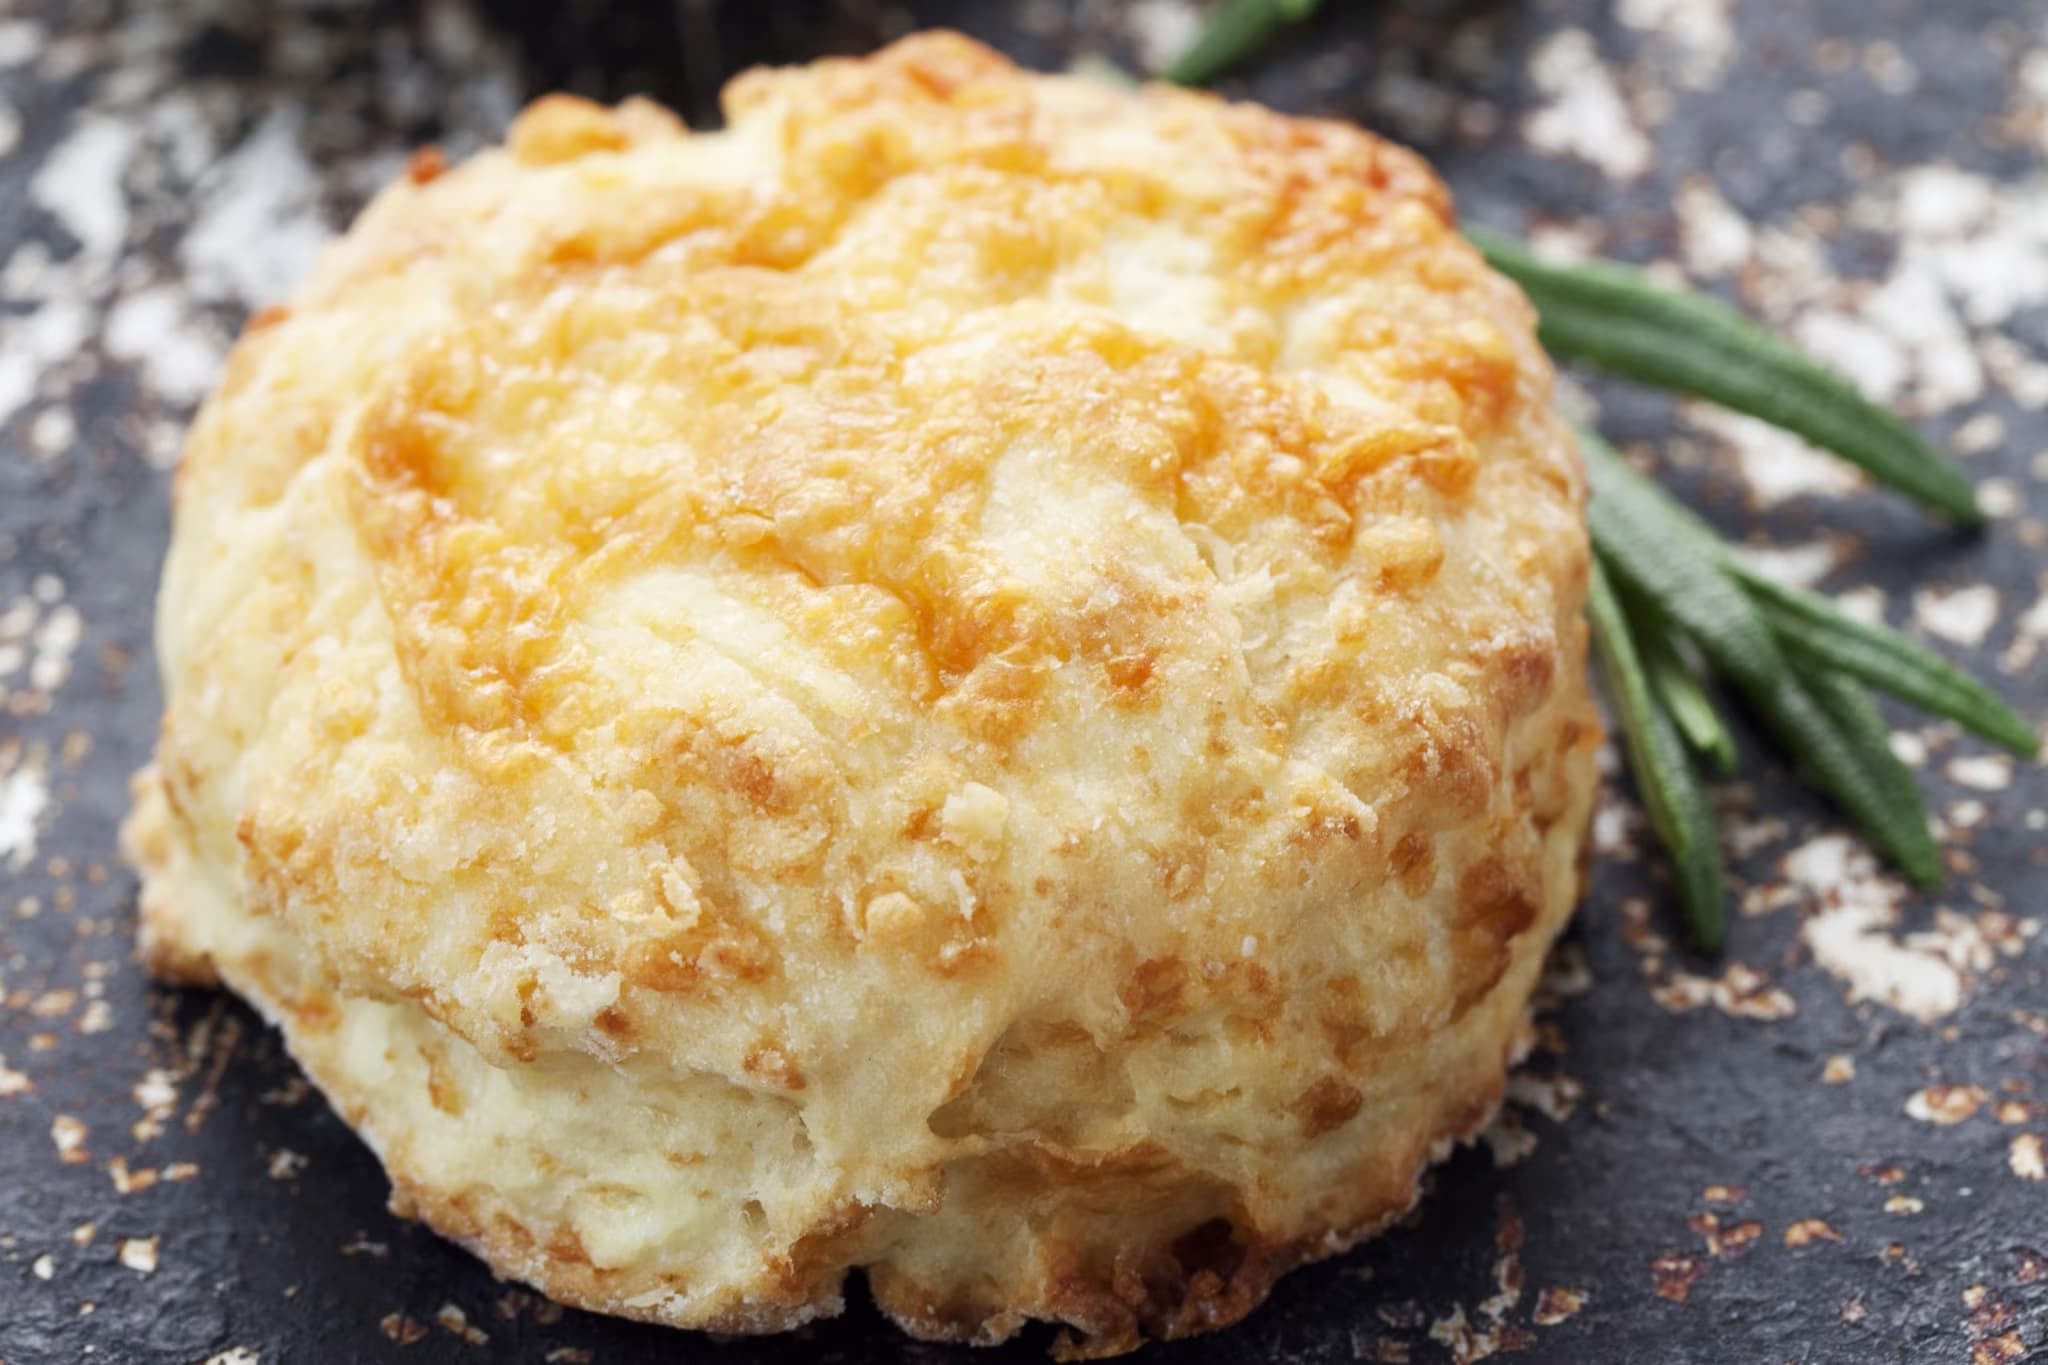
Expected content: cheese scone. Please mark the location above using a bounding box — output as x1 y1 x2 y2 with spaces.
125 33 1598 1357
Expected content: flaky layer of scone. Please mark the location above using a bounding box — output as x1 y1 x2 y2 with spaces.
127 33 1599 1357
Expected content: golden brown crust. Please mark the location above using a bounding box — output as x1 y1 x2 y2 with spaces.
128 32 1599 1355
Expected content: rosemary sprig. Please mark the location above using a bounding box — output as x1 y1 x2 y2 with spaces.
1468 226 1983 525
1161 0 1323 87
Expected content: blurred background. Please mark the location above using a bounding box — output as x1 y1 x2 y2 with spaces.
2 3 2045 1362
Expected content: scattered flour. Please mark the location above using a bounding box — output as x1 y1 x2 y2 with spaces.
182 109 332 309
1912 584 2000 648
0 761 49 871
1790 835 2024 1023
1525 29 1652 179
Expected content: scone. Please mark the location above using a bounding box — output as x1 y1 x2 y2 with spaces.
125 32 1598 1357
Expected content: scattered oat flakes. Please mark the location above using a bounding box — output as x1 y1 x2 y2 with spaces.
50 1113 87 1163
1973 1333 2027 1365
1650 961 1797 1020
1479 1265 1522 1323
1532 1286 1586 1326
0 1054 30 1096
542 1352 592 1365
379 1313 429 1345
1885 1194 1926 1214
117 1236 158 1273
1785 1219 1843 1248
1504 1070 1584 1122
259 1076 311 1107
1480 1109 1538 1168
32 1253 54 1280
1822 1055 1857 1084
164 1161 199 1182
1426 1305 1531 1364
1651 1251 1705 1302
70 1223 93 1246
266 1148 307 1180
1702 1184 1747 1205
30 988 76 1018
109 1158 158 1194
1481 1206 1525 1326
1689 1214 1763 1258
435 1303 489 1345
1907 1084 1989 1125
2010 1133 2045 1181
203 1351 260 1365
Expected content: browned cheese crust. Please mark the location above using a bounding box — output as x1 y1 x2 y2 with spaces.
124 32 1600 1357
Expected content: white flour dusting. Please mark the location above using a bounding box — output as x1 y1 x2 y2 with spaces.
1789 835 2021 1023
1525 29 1652 179
29 114 137 277
1912 583 2000 648
0 760 50 872
182 109 333 310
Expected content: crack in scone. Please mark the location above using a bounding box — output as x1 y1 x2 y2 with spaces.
126 32 1599 1357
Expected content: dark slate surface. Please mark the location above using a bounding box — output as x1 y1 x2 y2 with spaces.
2 2 2044 1362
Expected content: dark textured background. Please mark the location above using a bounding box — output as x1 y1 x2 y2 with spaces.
2 2 2044 1362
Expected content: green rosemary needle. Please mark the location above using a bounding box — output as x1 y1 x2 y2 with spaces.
1588 558 1727 951
1628 595 1739 775
1798 667 1944 888
1579 428 1788 697
1731 568 2041 757
1752 665 1944 888
1470 225 1983 525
